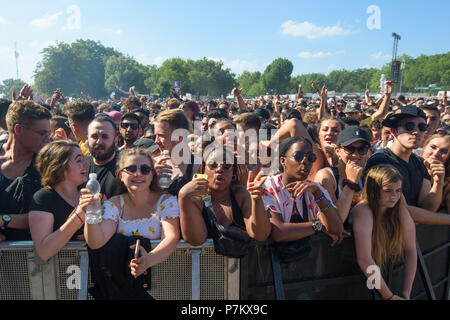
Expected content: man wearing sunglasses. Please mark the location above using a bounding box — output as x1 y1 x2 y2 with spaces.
365 105 450 226
118 113 141 151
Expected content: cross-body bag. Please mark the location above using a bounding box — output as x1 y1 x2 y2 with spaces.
271 196 312 264
202 194 251 258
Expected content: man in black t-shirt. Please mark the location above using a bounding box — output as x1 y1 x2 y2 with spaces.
87 116 119 199
365 105 450 226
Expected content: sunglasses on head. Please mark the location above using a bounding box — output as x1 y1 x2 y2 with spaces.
343 144 369 155
400 122 428 133
207 162 233 170
122 164 153 175
286 151 317 163
120 122 139 130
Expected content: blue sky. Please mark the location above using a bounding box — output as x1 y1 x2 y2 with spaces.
0 0 449 84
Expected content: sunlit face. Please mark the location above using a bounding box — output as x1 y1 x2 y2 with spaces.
380 181 402 209
119 155 154 192
423 109 440 137
18 119 51 154
154 121 177 153
394 117 427 150
422 137 449 164
281 141 315 182
335 140 369 167
88 121 117 162
64 147 89 186
318 119 341 150
204 150 234 192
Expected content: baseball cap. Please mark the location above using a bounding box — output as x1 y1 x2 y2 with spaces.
337 126 370 147
104 111 123 122
382 105 427 128
343 101 361 113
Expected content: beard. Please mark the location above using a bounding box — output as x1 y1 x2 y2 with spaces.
89 143 116 162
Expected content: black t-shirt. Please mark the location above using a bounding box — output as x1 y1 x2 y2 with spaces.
87 155 118 199
364 148 431 207
29 188 83 240
0 142 41 240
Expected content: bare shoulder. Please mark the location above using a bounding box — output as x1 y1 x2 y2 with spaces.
351 201 373 222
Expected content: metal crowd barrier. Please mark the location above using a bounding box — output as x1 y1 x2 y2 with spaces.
0 240 240 300
1 223 449 300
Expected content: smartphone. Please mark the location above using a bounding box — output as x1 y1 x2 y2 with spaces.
134 239 140 258
193 174 208 180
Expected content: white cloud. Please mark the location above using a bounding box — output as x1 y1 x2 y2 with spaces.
298 50 345 59
153 57 166 65
30 12 63 29
0 16 6 25
371 51 391 61
207 57 262 75
103 28 123 35
328 64 336 70
0 47 14 58
281 20 353 39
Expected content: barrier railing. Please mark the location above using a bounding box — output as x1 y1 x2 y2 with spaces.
1 223 449 300
0 240 239 300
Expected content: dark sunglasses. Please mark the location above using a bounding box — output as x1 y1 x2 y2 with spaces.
122 164 153 175
120 122 139 130
343 145 369 155
401 122 428 133
207 162 233 170
286 151 317 163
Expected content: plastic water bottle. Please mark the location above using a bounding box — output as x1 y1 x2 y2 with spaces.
85 173 102 224
380 74 387 94
159 150 172 189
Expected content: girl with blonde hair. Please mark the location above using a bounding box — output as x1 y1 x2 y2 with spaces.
352 164 417 300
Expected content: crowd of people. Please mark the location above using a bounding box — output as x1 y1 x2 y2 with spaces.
0 81 449 300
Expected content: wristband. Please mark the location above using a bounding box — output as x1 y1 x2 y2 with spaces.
342 179 361 192
315 193 326 203
319 200 333 212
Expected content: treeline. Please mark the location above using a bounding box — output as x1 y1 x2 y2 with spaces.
1 39 448 99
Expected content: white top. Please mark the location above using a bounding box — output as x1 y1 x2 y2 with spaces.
101 194 179 239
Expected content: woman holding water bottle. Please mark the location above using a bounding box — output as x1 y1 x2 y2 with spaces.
83 147 180 278
29 140 91 262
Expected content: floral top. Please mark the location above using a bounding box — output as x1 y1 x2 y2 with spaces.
101 194 179 240
261 174 336 223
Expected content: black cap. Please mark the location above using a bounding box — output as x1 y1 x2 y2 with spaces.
337 126 370 147
133 138 159 153
254 107 270 120
382 105 427 128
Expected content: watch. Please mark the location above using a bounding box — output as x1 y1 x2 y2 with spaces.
312 220 322 234
1 215 11 230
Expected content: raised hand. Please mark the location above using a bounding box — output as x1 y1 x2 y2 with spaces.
386 81 394 95
425 159 445 187
12 84 34 101
345 161 364 184
311 81 319 93
247 170 267 200
232 84 242 97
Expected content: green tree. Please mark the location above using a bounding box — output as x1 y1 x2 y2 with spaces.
262 58 293 94
0 78 26 98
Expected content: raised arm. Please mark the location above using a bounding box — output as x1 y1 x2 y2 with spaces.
316 84 330 121
297 84 304 100
370 81 393 121
232 84 247 111
237 171 271 242
29 209 83 262
178 179 209 246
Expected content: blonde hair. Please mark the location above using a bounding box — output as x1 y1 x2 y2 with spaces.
155 109 190 131
362 165 404 268
6 101 51 133
36 140 80 189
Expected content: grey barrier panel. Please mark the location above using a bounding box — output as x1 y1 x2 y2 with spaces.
0 240 230 300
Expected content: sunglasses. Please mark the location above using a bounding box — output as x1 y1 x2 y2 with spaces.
122 164 153 175
120 122 139 130
343 145 369 155
286 151 317 163
400 122 428 133
207 162 233 170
